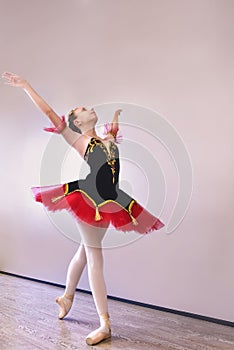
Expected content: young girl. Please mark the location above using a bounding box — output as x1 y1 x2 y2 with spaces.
2 71 164 346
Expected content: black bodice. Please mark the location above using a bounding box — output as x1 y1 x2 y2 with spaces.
65 137 133 209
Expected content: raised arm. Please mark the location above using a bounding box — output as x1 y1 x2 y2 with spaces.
2 72 63 128
2 71 88 157
111 109 121 133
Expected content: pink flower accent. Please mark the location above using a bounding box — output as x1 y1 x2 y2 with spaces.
103 123 123 143
44 116 66 133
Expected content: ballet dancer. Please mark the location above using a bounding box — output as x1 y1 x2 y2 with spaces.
2 71 164 345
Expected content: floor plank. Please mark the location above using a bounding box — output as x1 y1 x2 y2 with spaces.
0 273 233 350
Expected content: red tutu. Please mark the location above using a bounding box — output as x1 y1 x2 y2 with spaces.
32 124 165 234
32 185 164 234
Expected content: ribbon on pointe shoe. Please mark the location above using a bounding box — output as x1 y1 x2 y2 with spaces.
86 312 111 346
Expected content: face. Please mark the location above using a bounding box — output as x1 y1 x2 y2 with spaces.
73 106 97 130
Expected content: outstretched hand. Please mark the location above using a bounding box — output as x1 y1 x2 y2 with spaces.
2 72 27 88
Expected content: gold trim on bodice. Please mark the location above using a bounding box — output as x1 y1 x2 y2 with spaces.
85 138 117 184
52 188 138 224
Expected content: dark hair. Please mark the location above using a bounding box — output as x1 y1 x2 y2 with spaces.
68 110 82 134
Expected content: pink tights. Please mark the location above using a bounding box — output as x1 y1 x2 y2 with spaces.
64 222 109 316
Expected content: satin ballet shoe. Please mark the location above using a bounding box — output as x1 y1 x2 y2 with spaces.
86 312 111 346
55 293 74 319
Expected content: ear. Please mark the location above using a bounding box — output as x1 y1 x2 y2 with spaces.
74 119 82 127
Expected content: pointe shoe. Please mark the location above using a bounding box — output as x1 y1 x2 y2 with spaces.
55 293 74 319
86 312 111 346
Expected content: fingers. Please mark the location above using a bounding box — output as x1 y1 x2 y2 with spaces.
115 109 122 116
2 72 19 84
2 76 13 84
2 71 18 77
1 73 23 88
2 72 20 85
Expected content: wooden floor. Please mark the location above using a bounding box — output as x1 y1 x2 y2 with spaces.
0 273 233 350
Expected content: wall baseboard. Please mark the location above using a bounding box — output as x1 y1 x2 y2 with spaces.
1 270 233 328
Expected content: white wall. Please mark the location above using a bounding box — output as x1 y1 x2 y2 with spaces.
1 0 234 322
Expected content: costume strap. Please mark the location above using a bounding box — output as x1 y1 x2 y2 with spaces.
44 115 66 133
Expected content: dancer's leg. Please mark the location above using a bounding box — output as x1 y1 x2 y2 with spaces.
56 243 87 319
65 243 87 295
78 222 111 345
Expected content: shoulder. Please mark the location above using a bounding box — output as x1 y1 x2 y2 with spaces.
61 128 89 155
103 133 115 143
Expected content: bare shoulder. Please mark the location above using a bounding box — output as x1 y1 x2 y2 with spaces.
61 128 91 158
103 133 115 143
72 134 92 158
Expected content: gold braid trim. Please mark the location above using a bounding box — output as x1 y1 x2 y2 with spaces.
51 183 69 203
85 138 117 184
64 183 69 195
51 188 138 223
128 200 138 225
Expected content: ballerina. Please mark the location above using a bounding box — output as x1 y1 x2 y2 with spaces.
2 71 164 345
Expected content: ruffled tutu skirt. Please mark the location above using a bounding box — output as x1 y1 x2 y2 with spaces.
31 184 164 234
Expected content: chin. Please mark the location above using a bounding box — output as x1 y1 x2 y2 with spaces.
92 113 98 123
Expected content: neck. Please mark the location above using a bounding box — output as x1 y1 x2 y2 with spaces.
83 127 98 138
